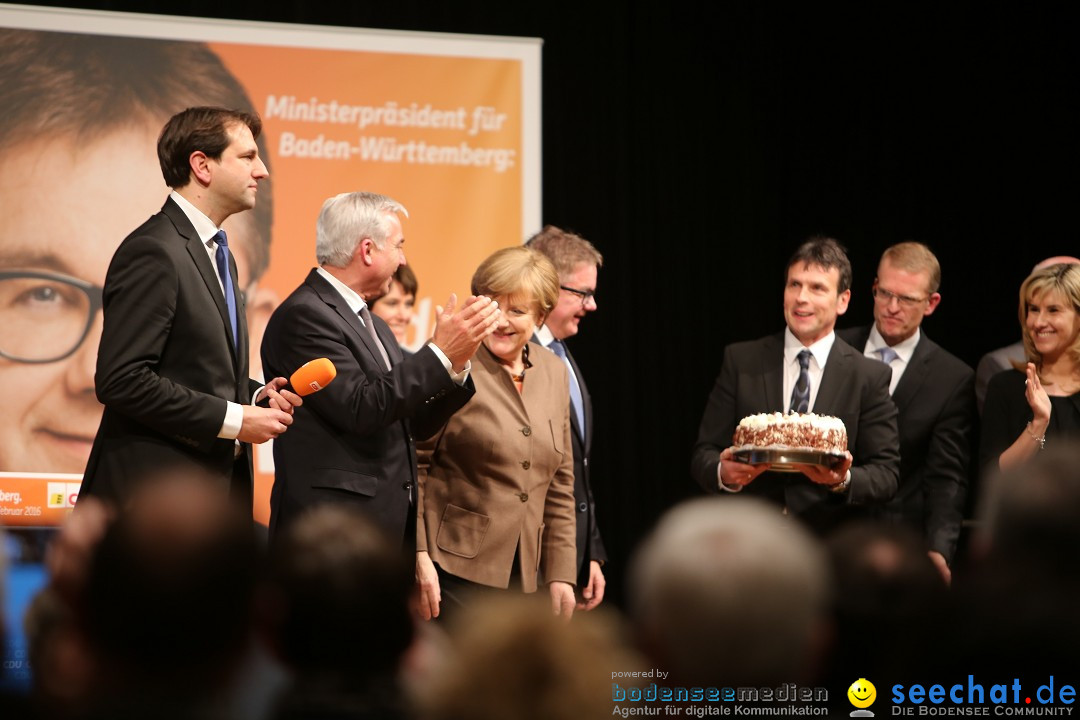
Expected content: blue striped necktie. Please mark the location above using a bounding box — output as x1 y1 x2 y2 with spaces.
789 349 811 414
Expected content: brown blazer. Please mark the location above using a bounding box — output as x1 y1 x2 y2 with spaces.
416 343 578 592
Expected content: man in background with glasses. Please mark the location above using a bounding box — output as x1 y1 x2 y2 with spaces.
0 31 280 477
526 226 608 610
839 242 975 583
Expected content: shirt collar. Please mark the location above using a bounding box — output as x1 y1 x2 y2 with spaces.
533 323 556 347
170 190 221 245
316 266 367 316
784 327 835 368
867 324 920 363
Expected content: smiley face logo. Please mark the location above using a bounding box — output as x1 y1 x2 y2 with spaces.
847 678 877 709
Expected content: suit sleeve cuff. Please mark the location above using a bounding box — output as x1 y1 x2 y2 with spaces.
218 401 243 440
427 343 470 385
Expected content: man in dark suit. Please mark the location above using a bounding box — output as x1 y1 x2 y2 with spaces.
260 191 500 546
526 226 608 610
691 237 900 531
82 107 299 506
0 33 280 478
839 242 974 581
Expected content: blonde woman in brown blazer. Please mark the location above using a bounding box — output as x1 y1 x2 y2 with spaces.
416 246 578 620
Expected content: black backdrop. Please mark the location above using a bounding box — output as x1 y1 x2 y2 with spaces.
23 1 1078 605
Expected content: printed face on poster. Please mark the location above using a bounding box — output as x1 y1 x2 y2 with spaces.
0 4 541 525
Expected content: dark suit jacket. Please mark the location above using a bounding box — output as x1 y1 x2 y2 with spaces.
261 269 474 544
83 198 260 504
690 332 900 531
530 337 607 586
416 345 578 592
839 326 975 562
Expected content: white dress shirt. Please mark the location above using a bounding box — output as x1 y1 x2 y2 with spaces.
170 191 247 440
861 325 920 395
782 327 836 413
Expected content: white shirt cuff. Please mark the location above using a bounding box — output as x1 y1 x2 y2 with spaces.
218 400 244 440
717 460 743 493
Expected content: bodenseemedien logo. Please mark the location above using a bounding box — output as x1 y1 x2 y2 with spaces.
848 678 877 717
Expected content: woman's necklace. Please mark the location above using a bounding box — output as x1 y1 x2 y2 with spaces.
499 344 532 385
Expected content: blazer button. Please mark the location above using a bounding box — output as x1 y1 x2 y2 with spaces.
519 492 529 502
521 460 531 469
403 483 412 491
578 502 588 513
521 426 532 436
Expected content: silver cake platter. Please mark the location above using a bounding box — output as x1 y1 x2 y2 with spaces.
731 448 847 472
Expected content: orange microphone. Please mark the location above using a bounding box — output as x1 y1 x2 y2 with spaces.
287 357 337 396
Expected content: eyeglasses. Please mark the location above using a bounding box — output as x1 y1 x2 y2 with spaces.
560 285 596 307
0 270 104 363
872 286 927 309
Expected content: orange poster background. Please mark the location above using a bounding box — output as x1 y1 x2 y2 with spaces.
0 16 533 527
212 42 526 524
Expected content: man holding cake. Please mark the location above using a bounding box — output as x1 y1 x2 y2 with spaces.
691 237 900 532
838 242 974 582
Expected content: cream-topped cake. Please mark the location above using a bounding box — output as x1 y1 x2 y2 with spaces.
733 412 847 454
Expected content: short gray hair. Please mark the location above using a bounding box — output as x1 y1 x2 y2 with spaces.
316 192 408 267
630 496 830 686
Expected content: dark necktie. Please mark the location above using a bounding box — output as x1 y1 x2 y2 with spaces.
213 230 238 352
359 305 392 371
550 340 585 434
789 349 812 414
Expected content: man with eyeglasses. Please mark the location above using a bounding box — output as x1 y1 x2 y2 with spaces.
691 236 899 534
0 31 279 477
839 242 974 582
526 225 607 610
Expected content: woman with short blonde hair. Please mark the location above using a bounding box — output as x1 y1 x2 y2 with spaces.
415 246 577 620
982 263 1080 471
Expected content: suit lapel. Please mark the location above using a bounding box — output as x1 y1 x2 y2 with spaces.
167 200 240 367
306 269 391 369
891 334 935 411
564 345 589 449
479 345 528 416
815 338 852 411
518 346 552 424
762 333 784 412
839 326 871 357
528 336 589 448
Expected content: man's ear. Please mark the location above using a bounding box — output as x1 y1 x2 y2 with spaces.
189 150 212 186
924 292 942 317
357 237 376 266
836 288 852 316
